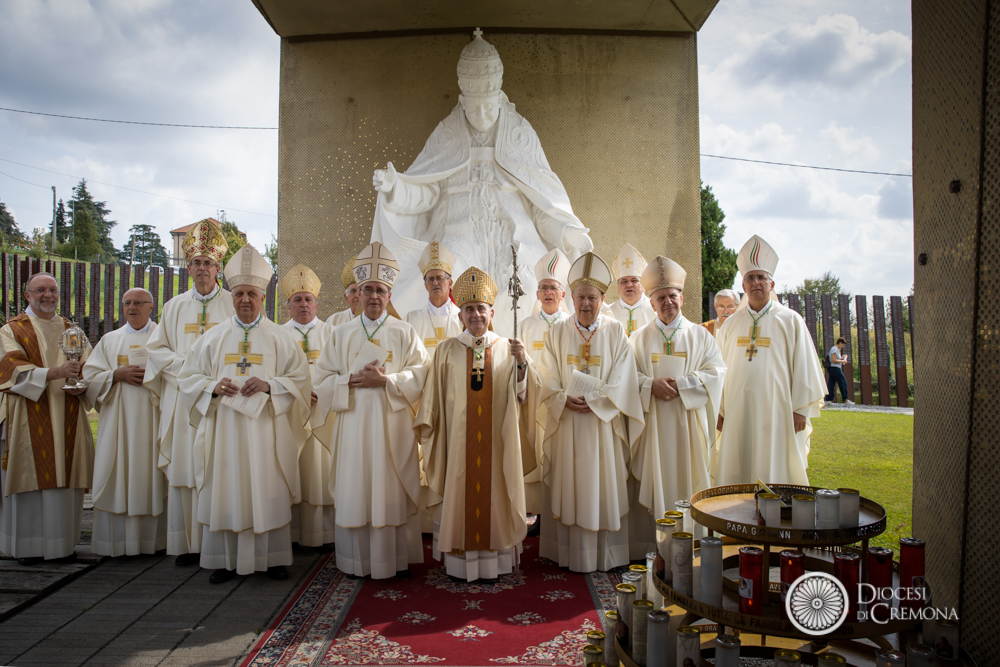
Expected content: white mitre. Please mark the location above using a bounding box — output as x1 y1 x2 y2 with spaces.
224 245 273 291
417 241 456 277
568 252 613 294
737 235 779 277
640 256 686 295
612 243 648 281
532 248 571 314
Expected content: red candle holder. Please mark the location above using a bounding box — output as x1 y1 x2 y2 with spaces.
779 550 805 620
833 551 861 622
867 546 894 622
739 546 764 616
899 537 926 611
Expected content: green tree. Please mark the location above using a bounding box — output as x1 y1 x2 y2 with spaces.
25 228 50 259
0 198 26 241
50 199 70 244
793 271 851 323
701 182 738 320
67 179 117 257
220 220 247 267
66 209 103 260
118 223 169 267
264 233 278 270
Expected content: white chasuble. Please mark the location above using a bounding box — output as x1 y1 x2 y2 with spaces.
281 317 336 547
144 285 233 555
536 315 644 572
313 315 429 578
84 323 167 556
630 316 725 539
0 312 94 560
519 310 565 515
326 308 355 328
714 302 826 487
178 316 311 575
415 332 538 581
608 295 656 337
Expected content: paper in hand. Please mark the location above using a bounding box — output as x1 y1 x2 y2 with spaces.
656 353 686 380
220 379 269 419
349 340 390 375
566 369 605 398
126 334 150 367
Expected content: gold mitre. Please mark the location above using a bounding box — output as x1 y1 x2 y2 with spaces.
453 267 498 308
535 248 570 288
737 234 779 277
181 219 228 265
224 245 273 291
281 264 321 300
457 28 503 97
418 241 456 276
640 256 687 295
612 243 648 280
340 257 357 289
568 252 613 294
353 242 399 288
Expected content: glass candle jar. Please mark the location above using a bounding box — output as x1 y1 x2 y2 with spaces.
792 494 816 530
738 546 764 616
867 546 894 623
837 488 860 528
779 550 805 620
899 537 926 611
833 551 861 622
699 536 723 608
815 489 841 530
671 532 694 597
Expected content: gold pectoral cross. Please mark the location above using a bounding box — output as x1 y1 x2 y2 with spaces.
737 325 770 362
567 344 601 374
184 313 217 336
472 364 484 381
224 342 264 376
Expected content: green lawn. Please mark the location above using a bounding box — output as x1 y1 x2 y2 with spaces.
809 410 913 550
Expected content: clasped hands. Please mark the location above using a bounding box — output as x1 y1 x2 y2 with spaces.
214 377 270 398
113 365 145 386
349 361 387 388
651 377 680 402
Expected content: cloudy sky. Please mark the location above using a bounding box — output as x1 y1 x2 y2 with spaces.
0 0 913 298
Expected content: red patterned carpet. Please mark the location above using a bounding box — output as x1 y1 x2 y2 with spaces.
241 535 623 666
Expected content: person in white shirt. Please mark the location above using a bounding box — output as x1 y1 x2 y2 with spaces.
825 337 853 405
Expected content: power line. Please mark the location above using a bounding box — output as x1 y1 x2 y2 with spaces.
700 153 912 177
0 169 49 189
0 157 276 218
0 106 277 130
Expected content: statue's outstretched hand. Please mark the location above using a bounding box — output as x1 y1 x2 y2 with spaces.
372 162 397 193
563 226 595 257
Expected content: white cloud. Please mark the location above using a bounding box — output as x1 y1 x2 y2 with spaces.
819 122 880 167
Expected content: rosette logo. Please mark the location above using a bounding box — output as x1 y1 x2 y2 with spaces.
785 572 849 635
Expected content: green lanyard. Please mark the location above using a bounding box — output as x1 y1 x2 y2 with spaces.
295 324 315 354
361 314 387 342
749 302 773 342
195 284 221 335
657 317 682 356
539 311 561 329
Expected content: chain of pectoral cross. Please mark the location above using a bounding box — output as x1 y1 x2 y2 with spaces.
230 314 263 376
574 323 597 374
657 317 682 355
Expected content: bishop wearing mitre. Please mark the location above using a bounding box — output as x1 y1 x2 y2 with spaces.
537 253 644 572
416 267 539 582
0 272 93 563
629 258 725 542
715 236 825 486
608 243 655 337
314 242 429 579
327 256 361 327
519 248 570 516
83 289 167 556
145 220 233 566
179 245 311 583
281 265 335 551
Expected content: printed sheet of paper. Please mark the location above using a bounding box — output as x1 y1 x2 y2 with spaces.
656 354 686 380
126 334 150 367
566 369 605 398
349 341 390 375
220 379 269 419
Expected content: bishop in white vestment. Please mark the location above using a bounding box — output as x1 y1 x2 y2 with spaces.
607 244 655 337
281 265 335 550
537 253 644 572
416 268 539 582
714 236 826 487
179 246 311 582
144 220 233 565
84 289 167 556
0 273 93 562
314 243 429 579
519 248 571 516
327 257 360 327
629 259 725 542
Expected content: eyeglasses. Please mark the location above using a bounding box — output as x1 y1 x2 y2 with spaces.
424 276 450 284
538 285 562 292
361 286 389 297
189 260 218 269
27 288 59 295
744 274 772 284
122 300 152 307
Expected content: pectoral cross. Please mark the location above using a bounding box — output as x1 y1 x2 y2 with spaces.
184 313 216 335
651 345 687 364
472 365 484 382
224 342 264 376
737 325 771 362
567 345 601 374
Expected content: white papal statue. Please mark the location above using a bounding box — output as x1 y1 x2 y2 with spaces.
372 28 594 337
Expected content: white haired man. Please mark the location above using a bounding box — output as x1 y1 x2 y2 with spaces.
702 289 738 338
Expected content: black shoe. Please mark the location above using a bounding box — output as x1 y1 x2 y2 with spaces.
209 568 236 584
266 566 289 580
526 517 541 538
154 549 167 556
479 577 500 584
395 569 411 580
16 557 43 565
175 553 200 567
318 543 335 554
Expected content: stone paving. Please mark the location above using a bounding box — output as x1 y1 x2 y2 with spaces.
822 401 914 416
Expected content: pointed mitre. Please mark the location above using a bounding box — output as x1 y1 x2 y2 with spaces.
568 252 613 294
280 264 321 300
612 243 648 281
452 267 498 308
353 242 399 288
640 256 687 295
534 248 570 288
418 241 456 277
340 257 358 289
181 219 228 265
457 28 503 98
737 235 779 277
224 245 273 291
